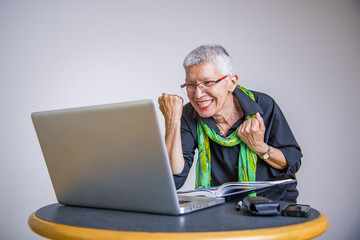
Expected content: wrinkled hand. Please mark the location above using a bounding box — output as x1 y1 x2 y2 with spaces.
237 112 267 154
158 93 183 127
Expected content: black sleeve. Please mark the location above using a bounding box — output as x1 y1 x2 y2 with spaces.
255 91 302 179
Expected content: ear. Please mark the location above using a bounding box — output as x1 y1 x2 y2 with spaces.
228 74 239 92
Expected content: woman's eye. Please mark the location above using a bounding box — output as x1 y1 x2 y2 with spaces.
203 81 214 86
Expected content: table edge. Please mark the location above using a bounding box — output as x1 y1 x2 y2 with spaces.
28 211 328 240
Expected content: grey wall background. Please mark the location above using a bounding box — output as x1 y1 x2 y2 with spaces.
1 0 359 239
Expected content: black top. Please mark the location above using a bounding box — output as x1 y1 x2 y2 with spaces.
174 88 302 203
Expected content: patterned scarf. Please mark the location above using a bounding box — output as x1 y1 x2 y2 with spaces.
195 85 257 189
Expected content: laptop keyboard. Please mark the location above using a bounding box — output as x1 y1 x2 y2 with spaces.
179 200 191 204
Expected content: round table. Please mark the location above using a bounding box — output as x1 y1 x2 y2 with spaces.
28 202 328 240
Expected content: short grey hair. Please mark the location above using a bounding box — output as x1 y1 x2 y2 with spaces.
183 44 234 75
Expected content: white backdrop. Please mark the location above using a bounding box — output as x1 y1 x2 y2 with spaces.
1 0 359 239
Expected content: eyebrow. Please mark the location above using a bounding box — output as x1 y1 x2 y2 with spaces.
185 76 217 82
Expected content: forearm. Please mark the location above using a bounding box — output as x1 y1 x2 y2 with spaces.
255 143 288 170
158 93 185 174
164 119 185 174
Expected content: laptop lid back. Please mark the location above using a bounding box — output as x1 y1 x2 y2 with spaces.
32 100 181 215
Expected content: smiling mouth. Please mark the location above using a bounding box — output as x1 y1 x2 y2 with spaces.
197 100 213 109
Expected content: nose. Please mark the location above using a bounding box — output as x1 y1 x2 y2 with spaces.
193 84 206 98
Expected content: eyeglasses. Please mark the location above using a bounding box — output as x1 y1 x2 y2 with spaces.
180 75 229 94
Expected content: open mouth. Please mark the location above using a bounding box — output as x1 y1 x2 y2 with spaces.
197 99 213 109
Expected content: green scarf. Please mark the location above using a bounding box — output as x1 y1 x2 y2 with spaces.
195 85 258 189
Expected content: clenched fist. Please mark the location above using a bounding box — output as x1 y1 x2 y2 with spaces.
158 93 184 128
237 112 268 155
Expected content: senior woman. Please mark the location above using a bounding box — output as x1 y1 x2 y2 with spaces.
158 44 302 203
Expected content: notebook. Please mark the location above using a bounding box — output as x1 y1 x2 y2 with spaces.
32 99 225 215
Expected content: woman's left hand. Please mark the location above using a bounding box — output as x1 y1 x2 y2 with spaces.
237 112 268 155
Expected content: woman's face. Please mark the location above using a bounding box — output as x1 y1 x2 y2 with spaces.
185 63 237 118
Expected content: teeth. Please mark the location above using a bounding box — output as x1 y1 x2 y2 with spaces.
197 100 212 107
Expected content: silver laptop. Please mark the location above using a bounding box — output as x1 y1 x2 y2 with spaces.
32 99 224 215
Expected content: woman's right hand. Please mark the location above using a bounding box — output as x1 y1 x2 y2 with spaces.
158 93 184 127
